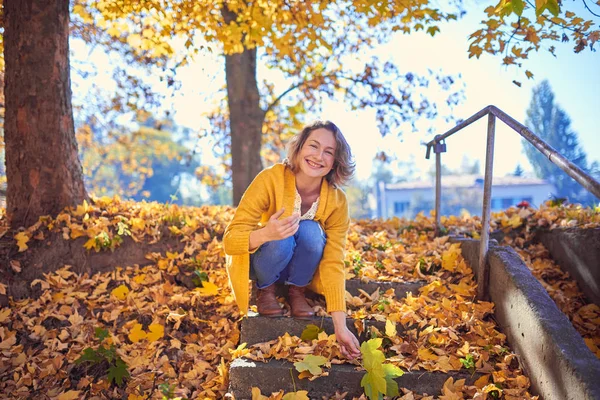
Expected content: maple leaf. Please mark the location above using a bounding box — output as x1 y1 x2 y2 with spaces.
147 323 164 342
361 369 387 400
75 348 102 365
0 308 11 323
294 354 327 376
251 387 269 400
301 324 324 341
382 364 404 397
128 323 147 343
282 391 310 400
107 358 130 386
111 284 130 300
361 338 385 371
57 391 81 400
360 338 386 400
418 348 438 361
385 319 397 337
15 232 30 252
196 280 219 296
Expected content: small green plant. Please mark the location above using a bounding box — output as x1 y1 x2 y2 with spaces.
352 254 365 275
116 219 131 236
460 354 476 372
375 298 390 312
373 241 391 251
75 327 130 386
191 270 209 287
159 381 177 399
489 383 503 398
374 260 385 271
549 196 568 207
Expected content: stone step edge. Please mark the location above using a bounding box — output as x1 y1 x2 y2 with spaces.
250 279 426 304
240 314 398 346
229 357 483 400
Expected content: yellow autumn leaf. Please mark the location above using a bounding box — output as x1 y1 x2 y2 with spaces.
57 390 81 400
130 217 145 231
147 323 164 342
0 308 10 323
385 319 397 337
442 244 461 271
418 348 438 361
111 284 130 300
83 237 97 251
282 391 310 400
157 259 169 270
197 281 219 296
251 387 269 400
474 374 490 389
128 323 147 343
15 232 30 252
127 394 146 400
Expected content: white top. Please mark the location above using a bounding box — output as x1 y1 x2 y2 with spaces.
294 188 320 221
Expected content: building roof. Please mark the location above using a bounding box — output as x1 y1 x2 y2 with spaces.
384 174 551 190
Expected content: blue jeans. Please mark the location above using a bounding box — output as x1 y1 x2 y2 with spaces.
251 220 327 288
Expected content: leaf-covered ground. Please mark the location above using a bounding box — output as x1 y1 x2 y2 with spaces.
0 198 598 399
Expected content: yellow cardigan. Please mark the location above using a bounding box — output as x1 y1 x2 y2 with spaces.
223 163 349 314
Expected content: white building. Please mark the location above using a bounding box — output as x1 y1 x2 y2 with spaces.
376 174 555 219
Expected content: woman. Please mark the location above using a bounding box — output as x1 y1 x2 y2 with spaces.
223 120 360 359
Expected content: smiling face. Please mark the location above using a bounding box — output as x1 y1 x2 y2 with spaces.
295 128 337 181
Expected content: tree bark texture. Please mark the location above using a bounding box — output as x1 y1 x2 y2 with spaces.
4 0 87 229
222 7 265 206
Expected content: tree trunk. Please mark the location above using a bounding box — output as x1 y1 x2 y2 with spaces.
222 7 265 206
4 0 87 229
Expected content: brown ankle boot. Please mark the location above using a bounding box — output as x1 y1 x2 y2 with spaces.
257 284 284 317
288 286 314 319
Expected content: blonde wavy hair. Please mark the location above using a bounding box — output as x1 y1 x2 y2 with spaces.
285 120 355 187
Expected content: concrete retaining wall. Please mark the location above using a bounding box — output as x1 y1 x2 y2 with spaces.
452 238 600 400
539 228 600 307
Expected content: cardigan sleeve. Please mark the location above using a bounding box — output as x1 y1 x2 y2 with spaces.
223 171 271 256
318 190 350 313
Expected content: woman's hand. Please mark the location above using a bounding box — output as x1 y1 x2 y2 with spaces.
249 208 299 251
331 311 361 360
262 208 300 241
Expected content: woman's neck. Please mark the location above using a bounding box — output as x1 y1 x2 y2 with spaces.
295 172 322 196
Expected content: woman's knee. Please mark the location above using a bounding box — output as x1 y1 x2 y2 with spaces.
296 221 326 248
256 236 295 262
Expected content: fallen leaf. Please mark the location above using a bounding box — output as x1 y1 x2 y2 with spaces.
128 323 147 343
15 232 30 252
57 390 81 400
147 323 164 342
294 354 327 376
111 284 130 300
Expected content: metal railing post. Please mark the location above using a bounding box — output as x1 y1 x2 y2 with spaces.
435 144 442 235
478 113 496 300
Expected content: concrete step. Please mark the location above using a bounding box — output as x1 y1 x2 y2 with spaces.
229 358 482 399
240 314 395 346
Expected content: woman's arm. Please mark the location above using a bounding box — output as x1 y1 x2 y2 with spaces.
223 172 271 256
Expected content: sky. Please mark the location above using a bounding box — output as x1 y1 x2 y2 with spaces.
73 1 600 184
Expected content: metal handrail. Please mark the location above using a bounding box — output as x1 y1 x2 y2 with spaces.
425 105 600 300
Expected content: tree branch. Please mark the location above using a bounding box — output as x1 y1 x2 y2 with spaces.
582 0 600 18
264 73 367 115
524 0 586 33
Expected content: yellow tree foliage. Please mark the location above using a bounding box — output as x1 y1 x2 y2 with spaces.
468 0 600 85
